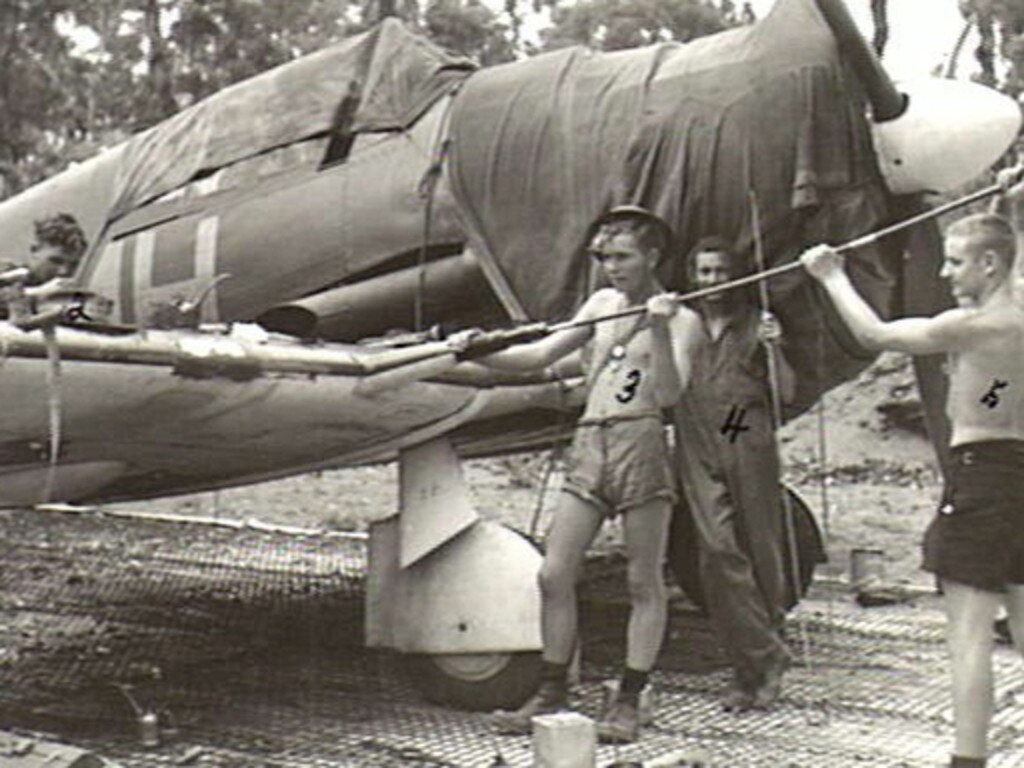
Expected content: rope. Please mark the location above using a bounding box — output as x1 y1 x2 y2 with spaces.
544 179 1006 337
414 93 457 333
527 367 574 543
813 316 835 723
527 446 558 542
41 324 62 505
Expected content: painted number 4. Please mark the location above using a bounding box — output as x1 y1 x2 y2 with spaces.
720 405 749 443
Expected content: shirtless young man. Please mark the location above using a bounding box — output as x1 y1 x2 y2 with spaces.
800 171 1024 768
460 206 703 743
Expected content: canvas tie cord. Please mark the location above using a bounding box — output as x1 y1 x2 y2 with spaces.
814 329 836 723
413 87 458 334
42 323 62 505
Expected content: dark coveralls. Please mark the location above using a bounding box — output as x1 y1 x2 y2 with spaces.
673 305 789 691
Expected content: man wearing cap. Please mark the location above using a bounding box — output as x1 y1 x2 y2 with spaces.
673 236 794 711
453 205 703 742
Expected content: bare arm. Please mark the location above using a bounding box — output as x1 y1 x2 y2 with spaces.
758 312 796 405
773 344 797 406
646 295 682 408
473 326 590 371
466 292 604 372
645 299 703 408
801 245 974 356
996 164 1024 257
673 306 704 392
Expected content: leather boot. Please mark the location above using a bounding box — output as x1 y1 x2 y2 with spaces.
721 681 756 712
597 698 640 743
751 651 791 710
490 680 568 735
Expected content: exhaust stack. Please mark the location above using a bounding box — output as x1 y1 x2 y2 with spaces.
815 0 1021 195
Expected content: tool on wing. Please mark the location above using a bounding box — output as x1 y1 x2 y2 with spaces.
354 323 551 391
453 323 551 360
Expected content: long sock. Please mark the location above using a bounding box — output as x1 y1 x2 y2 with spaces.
540 660 569 684
618 667 649 706
538 660 569 701
528 663 569 708
950 755 986 768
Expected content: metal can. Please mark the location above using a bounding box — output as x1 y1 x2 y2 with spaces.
850 547 886 591
139 711 160 748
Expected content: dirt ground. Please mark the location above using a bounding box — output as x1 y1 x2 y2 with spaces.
0 351 1007 767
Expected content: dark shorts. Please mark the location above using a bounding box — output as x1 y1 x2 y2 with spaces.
562 414 676 518
922 440 1024 593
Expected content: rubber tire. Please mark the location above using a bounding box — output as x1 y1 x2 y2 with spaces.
667 484 826 614
405 651 542 711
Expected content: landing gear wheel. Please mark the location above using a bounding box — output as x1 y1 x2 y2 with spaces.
406 651 542 711
668 484 826 613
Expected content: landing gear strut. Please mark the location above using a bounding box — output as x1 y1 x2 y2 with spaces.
365 437 543 710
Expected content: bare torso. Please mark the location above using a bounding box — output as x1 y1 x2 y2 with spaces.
946 300 1024 446
581 290 696 421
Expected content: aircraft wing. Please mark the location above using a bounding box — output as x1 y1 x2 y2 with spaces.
0 0 1014 504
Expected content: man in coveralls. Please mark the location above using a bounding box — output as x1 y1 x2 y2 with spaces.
801 167 1024 768
673 236 794 711
456 205 703 743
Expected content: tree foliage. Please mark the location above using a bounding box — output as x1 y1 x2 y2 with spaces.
539 0 749 52
959 0 1024 94
0 0 735 198
425 0 516 65
0 1 92 195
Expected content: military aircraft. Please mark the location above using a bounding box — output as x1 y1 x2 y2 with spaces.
0 0 1017 710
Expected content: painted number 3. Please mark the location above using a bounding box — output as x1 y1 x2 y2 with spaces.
615 369 642 403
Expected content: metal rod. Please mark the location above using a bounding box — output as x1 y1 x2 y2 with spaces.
750 192 771 312
549 181 1004 334
752 190 812 666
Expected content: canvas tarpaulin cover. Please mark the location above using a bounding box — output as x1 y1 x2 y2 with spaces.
447 0 921 408
104 18 474 223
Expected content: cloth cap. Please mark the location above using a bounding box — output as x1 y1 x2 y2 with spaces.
588 205 675 259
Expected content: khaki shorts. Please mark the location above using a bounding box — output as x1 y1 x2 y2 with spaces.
562 415 676 518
